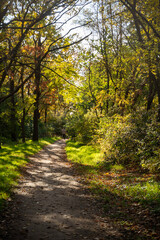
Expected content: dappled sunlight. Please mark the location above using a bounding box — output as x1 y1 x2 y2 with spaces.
65 140 160 240
0 138 59 210
2 139 159 240
1 140 122 240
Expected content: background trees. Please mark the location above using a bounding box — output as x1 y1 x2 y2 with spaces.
0 0 89 143
61 0 160 172
0 0 159 171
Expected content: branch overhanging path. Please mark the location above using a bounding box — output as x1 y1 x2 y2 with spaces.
42 64 90 96
0 31 92 105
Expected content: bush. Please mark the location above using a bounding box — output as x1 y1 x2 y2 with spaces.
65 109 98 144
98 114 139 166
97 110 160 172
38 121 55 138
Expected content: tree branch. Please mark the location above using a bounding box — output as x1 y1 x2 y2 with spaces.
0 71 34 104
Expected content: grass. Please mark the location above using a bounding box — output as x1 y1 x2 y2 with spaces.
0 136 60 210
66 141 103 175
66 140 160 212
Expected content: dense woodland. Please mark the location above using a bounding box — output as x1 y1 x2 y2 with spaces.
0 0 160 173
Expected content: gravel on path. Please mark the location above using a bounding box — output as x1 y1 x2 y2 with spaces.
0 140 121 240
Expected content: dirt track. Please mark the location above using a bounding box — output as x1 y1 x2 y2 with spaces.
0 140 121 240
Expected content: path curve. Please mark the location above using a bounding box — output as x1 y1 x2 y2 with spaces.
0 140 121 240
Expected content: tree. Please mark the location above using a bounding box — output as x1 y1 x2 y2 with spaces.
0 0 81 104
118 0 160 118
0 0 91 142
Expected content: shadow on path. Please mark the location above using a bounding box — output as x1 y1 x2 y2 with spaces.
1 140 158 240
0 140 120 240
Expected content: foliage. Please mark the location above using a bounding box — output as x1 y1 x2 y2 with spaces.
49 114 66 136
0 0 84 142
38 121 55 138
65 109 99 143
97 110 160 172
0 0 160 188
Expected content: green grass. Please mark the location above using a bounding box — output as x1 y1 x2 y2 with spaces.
122 181 160 204
66 140 160 212
0 136 60 210
66 141 103 175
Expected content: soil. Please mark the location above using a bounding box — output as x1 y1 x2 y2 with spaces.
0 140 159 240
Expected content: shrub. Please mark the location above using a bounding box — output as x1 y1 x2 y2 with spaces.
65 109 98 144
98 114 139 166
97 109 160 172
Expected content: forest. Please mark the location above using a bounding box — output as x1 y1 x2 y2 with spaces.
1 0 160 171
0 0 160 238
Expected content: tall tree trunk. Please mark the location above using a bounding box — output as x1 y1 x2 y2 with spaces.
44 107 47 125
147 70 156 111
32 36 41 141
156 68 160 121
21 67 26 142
32 62 41 141
100 0 110 114
147 70 160 121
21 107 26 142
10 78 17 141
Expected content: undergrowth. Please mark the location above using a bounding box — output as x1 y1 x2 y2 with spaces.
66 140 160 213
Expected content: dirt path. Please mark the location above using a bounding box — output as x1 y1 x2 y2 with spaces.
0 140 122 240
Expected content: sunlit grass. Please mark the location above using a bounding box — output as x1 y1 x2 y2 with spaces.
122 181 160 204
66 140 160 212
66 141 103 175
0 137 60 209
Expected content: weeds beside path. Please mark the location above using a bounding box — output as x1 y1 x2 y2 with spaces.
66 140 160 240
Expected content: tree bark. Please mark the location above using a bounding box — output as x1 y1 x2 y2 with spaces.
32 63 41 141
21 67 26 143
45 107 47 125
147 70 156 111
10 78 17 141
32 37 41 141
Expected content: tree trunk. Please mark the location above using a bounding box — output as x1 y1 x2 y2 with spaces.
147 70 156 111
21 67 26 142
156 69 160 121
10 78 17 141
45 107 47 125
21 108 26 142
147 69 160 121
32 63 41 141
100 0 110 114
32 36 41 141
